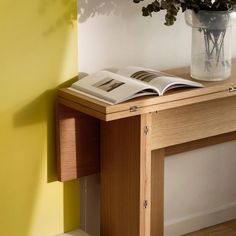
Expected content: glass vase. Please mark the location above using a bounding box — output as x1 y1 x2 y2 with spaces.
185 10 236 81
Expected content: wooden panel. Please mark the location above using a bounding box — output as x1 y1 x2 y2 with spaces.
141 114 152 236
152 96 236 150
56 103 100 181
100 114 151 236
166 131 236 156
151 149 165 236
59 86 236 122
58 87 109 113
57 59 236 121
58 96 107 121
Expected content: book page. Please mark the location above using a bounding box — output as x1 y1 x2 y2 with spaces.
117 67 203 95
71 71 158 104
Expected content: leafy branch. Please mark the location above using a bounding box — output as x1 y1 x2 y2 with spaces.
133 0 236 25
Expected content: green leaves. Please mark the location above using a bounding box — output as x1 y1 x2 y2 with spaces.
133 0 236 25
140 0 181 24
142 0 161 16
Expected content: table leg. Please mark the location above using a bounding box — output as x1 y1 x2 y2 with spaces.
151 149 165 236
100 114 152 236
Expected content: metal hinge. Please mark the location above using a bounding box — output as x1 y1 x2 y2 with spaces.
144 126 149 135
129 106 138 112
229 86 236 92
144 200 148 209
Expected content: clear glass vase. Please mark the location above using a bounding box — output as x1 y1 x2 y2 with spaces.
185 10 236 81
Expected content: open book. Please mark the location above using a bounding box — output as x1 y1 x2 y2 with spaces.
70 67 203 105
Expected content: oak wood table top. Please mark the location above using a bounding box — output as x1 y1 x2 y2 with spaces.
58 59 236 121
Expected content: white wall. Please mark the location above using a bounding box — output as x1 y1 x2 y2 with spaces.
164 141 236 236
78 1 236 235
78 0 192 73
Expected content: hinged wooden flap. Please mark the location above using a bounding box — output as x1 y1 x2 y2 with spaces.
58 59 236 121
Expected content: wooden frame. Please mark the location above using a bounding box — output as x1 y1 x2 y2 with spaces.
56 59 236 236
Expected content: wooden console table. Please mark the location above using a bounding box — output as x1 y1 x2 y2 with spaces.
56 60 236 236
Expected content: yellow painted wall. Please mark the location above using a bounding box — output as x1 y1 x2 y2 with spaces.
0 0 80 235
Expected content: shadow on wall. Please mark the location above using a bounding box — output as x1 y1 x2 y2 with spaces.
39 0 77 35
78 0 142 23
0 0 79 235
13 78 78 183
